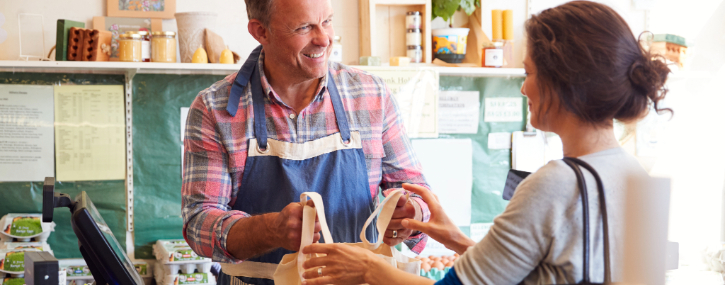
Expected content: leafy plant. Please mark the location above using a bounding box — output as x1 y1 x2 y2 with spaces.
432 0 481 26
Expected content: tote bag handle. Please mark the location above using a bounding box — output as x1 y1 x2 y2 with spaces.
359 189 408 247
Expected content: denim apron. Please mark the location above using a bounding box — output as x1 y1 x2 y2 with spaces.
218 46 376 285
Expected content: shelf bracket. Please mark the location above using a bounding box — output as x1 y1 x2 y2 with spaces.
124 68 137 233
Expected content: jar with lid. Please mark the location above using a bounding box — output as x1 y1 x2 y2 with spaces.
483 41 504 68
151 31 177 63
126 31 151 62
407 45 422 63
118 33 143 62
406 29 422 47
406 11 421 29
330 36 343 62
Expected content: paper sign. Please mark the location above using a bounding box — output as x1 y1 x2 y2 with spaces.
0 85 55 182
180 107 189 142
417 237 457 257
355 66 439 138
54 85 125 181
511 131 546 172
411 139 472 227
487 132 512 149
484 97 523 122
470 223 493 242
438 91 480 134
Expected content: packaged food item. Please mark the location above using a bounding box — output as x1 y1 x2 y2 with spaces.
2 242 52 254
0 247 47 273
118 33 143 62
0 276 25 285
0 214 55 242
151 31 177 63
154 240 209 263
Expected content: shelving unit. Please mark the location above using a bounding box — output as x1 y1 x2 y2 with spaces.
0 60 527 77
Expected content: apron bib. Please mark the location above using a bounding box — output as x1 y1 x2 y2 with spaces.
219 47 376 285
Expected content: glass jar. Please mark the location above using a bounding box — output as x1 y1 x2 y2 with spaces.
330 36 343 62
406 11 421 29
406 29 421 46
118 33 142 62
126 31 151 62
151 31 177 63
483 41 504 68
407 45 422 63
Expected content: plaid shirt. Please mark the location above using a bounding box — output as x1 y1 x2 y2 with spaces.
182 52 430 263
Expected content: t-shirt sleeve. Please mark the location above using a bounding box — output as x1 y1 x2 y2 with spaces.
454 162 567 284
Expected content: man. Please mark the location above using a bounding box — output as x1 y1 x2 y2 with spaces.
182 0 431 284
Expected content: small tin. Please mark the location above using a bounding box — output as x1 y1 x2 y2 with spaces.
407 45 422 63
406 29 422 47
406 11 422 29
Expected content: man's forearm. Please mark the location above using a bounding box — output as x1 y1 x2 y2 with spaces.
226 213 279 260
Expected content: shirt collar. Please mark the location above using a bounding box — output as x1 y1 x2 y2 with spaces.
257 50 329 107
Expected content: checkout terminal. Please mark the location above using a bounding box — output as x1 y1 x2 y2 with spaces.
42 177 143 285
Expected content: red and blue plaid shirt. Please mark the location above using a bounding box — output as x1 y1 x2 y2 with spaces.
182 52 430 263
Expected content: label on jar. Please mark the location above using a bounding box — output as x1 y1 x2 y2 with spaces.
330 44 343 62
407 48 422 63
141 41 151 61
406 15 421 29
485 49 504 67
406 32 421 47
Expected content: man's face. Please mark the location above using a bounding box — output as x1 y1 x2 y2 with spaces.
264 0 334 81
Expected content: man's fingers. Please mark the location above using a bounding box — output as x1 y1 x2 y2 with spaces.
384 228 412 238
302 255 330 269
396 194 408 207
401 218 429 233
302 243 334 255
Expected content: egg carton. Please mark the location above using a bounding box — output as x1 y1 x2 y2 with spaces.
133 261 153 278
0 214 55 243
155 261 215 285
59 259 92 279
0 247 54 275
1 242 52 254
0 274 25 285
153 240 211 265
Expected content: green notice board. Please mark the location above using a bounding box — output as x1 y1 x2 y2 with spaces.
0 73 127 259
132 74 226 259
438 76 527 224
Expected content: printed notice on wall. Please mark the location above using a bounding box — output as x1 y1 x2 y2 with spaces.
355 66 439 138
438 91 480 134
54 85 125 181
484 97 523 122
0 85 55 182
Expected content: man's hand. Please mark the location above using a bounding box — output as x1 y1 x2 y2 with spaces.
269 200 322 251
383 193 417 246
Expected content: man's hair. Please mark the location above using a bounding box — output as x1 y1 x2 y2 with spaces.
244 0 276 27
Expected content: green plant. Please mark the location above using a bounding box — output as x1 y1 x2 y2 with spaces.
432 0 481 26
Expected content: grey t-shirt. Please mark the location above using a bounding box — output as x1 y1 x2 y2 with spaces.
455 147 648 284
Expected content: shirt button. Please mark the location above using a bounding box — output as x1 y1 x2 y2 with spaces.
289 113 296 119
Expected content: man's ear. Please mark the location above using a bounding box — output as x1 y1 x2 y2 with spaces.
248 19 270 45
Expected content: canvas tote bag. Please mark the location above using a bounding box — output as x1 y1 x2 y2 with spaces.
272 190 421 284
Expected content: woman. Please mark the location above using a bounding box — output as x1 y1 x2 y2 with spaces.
300 1 671 284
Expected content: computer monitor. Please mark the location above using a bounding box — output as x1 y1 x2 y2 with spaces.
43 177 143 285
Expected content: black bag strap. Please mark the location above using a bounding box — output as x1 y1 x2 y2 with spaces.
562 157 611 284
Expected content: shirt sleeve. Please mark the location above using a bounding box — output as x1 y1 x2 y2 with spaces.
435 267 464 285
376 78 431 254
453 168 561 284
182 93 249 263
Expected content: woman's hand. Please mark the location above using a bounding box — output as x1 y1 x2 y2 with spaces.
300 243 383 285
401 183 476 255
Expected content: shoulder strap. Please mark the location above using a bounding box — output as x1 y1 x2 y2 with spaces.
562 157 611 284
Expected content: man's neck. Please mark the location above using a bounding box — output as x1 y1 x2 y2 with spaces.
263 59 322 114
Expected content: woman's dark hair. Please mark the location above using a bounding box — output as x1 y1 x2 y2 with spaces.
525 1 672 124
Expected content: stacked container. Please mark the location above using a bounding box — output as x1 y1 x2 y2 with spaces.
153 239 216 285
0 214 56 284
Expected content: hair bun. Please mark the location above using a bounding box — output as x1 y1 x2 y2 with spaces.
625 53 671 118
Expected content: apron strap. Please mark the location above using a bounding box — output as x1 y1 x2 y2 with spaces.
250 65 269 149
326 74 352 143
227 45 263 117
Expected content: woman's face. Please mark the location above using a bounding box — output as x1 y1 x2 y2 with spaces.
521 51 558 131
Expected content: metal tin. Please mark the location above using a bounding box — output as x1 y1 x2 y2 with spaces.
406 11 422 29
406 28 422 47
407 45 422 63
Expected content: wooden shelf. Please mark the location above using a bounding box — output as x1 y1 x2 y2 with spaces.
0 60 527 77
360 0 433 64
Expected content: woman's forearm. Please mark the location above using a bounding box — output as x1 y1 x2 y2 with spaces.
363 258 436 285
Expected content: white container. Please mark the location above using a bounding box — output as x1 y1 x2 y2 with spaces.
407 45 422 63
330 36 343 63
174 12 218 63
406 11 422 29
406 29 422 46
0 214 55 243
